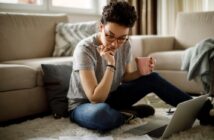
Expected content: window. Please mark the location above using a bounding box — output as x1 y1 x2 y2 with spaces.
50 0 97 14
0 0 42 5
0 0 45 10
52 0 94 9
0 0 107 15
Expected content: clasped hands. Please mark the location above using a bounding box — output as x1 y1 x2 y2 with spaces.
97 45 116 65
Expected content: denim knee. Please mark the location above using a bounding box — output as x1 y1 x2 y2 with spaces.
89 103 124 131
71 103 124 131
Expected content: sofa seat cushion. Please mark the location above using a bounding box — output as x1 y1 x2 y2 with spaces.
0 64 37 92
2 57 73 86
149 50 184 70
2 57 73 70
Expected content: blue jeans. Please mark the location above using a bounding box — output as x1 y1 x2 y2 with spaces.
70 73 192 131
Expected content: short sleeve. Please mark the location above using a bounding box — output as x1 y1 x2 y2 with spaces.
125 41 132 65
72 42 95 71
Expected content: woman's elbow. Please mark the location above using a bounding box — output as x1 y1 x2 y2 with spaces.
89 96 105 104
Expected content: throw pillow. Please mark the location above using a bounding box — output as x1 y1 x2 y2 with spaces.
53 21 98 56
41 63 73 118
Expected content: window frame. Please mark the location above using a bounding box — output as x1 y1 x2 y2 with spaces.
0 1 47 11
48 0 98 15
0 0 106 15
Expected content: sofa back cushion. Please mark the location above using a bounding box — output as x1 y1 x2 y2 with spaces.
175 11 214 49
0 12 68 62
53 21 98 56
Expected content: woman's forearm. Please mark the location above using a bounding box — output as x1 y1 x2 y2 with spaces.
92 67 115 103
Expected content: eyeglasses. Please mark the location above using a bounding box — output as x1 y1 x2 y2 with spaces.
104 28 129 44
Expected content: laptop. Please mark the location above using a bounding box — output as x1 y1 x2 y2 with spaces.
124 94 208 139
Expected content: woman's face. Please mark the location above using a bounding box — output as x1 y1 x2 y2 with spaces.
99 22 129 51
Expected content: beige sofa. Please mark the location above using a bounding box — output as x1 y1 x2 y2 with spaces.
0 11 213 122
0 12 72 122
130 11 214 95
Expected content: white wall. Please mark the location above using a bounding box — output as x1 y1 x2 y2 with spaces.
206 0 214 11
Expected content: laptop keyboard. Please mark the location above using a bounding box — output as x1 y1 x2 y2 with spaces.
147 124 167 138
124 120 168 136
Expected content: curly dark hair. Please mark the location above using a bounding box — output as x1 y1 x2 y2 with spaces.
101 1 137 27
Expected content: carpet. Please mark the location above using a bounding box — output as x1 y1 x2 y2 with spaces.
0 108 214 140
1 94 214 140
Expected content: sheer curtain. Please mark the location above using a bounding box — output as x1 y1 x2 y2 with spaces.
128 0 157 35
157 0 207 35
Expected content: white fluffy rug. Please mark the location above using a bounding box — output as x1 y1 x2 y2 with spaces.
0 108 214 140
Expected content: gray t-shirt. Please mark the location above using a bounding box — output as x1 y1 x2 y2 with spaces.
67 33 131 111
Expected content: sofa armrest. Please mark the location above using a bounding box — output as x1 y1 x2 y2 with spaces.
0 64 37 92
130 35 175 57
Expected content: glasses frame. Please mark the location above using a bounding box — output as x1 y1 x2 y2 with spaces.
103 27 129 44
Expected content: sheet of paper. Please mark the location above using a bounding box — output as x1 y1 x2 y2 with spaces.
59 136 113 140
59 135 152 140
121 135 153 140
